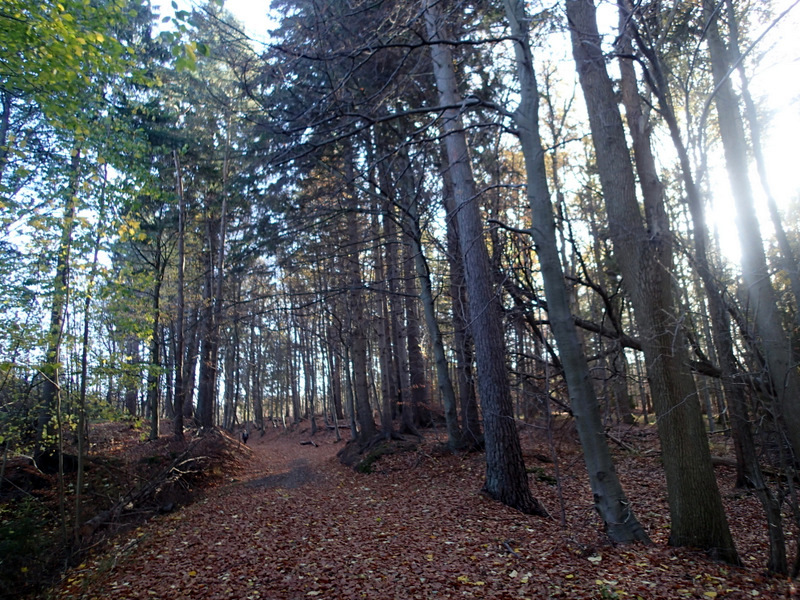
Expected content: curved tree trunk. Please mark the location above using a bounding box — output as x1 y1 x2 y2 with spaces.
502 0 649 543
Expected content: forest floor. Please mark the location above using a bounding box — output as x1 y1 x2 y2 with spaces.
46 421 795 600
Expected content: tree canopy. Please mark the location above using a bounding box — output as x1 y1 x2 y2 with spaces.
3 0 800 583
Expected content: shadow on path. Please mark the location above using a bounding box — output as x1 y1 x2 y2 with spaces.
246 458 316 489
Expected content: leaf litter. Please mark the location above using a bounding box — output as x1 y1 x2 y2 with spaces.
50 423 795 599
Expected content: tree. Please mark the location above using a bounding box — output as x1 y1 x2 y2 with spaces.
424 0 545 516
501 0 649 543
702 0 800 473
615 0 786 571
0 0 142 462
566 0 738 562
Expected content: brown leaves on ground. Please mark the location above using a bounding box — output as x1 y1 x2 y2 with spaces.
51 423 794 599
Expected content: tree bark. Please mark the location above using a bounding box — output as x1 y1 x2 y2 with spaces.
703 0 800 467
146 250 163 441
425 0 545 516
124 336 139 417
36 150 81 459
173 150 186 439
403 190 462 447
502 0 649 543
617 0 785 571
403 240 430 427
196 224 219 429
441 152 481 446
724 0 800 333
345 150 378 442
566 0 738 562
386 212 415 434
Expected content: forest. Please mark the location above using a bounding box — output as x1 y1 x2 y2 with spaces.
2 0 800 597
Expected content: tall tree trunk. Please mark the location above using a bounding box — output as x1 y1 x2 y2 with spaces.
328 324 345 421
74 164 107 541
703 0 800 466
163 326 174 420
566 0 737 562
345 150 378 441
441 153 481 446
124 336 140 417
146 251 163 441
251 318 264 431
386 212 415 434
36 150 81 459
196 234 219 429
502 0 649 543
617 1 785 571
387 138 462 445
724 0 800 331
344 345 358 439
223 341 235 430
425 0 545 516
404 190 462 448
403 241 430 427
182 307 200 421
172 150 186 439
373 211 396 439
288 311 302 423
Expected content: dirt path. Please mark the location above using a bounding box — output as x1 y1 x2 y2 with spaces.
53 426 791 599
57 427 554 600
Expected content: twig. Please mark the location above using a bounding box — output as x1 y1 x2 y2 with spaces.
502 540 521 558
605 431 638 453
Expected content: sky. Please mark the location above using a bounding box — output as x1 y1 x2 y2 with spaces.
222 0 274 42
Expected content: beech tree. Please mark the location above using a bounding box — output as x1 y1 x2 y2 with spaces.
615 0 787 572
501 0 648 543
566 0 738 562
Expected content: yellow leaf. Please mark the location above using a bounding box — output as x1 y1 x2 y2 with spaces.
457 575 469 584
565 574 574 579
704 593 717 599
188 570 196 577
